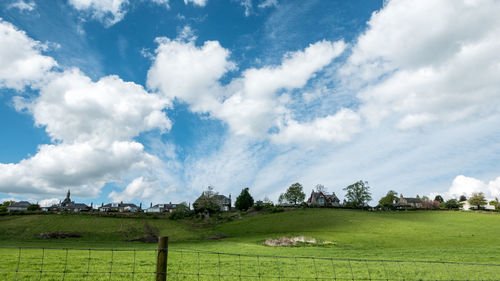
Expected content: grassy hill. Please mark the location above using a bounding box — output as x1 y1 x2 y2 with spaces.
1 210 499 280
1 209 499 262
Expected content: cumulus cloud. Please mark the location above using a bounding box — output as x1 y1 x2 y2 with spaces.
15 69 171 143
342 0 500 129
148 36 347 140
0 19 57 90
68 0 129 27
437 175 500 200
147 37 234 111
0 21 172 199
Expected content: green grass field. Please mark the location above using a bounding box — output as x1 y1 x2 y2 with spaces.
1 209 499 280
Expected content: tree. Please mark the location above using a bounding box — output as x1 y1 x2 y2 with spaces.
169 202 193 220
459 195 467 202
27 204 40 211
444 199 461 209
193 186 220 214
315 184 326 193
422 196 430 201
434 195 444 203
0 201 15 212
468 192 487 209
279 183 305 205
235 187 254 211
343 180 372 208
378 190 398 209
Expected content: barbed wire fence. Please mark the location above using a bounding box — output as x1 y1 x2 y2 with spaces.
0 237 499 281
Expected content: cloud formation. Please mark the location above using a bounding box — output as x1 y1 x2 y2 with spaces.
148 36 348 141
0 21 172 199
342 0 500 129
0 19 57 90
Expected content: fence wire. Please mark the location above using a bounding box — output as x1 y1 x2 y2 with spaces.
0 246 498 281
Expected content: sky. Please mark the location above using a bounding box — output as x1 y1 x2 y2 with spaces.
1 0 500 207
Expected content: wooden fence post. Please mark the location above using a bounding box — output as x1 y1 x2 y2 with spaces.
156 236 168 281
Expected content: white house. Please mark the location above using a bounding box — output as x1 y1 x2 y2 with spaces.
145 203 178 213
461 200 496 211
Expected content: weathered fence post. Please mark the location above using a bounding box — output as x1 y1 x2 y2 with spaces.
156 236 168 281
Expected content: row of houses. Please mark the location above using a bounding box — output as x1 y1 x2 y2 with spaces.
6 190 181 214
5 189 497 213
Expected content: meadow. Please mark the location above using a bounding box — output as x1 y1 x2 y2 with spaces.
0 209 499 280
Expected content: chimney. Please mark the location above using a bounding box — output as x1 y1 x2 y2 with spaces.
139 202 142 209
90 202 93 208
101 202 103 207
150 202 153 207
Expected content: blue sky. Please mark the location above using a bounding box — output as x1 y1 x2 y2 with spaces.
1 0 500 207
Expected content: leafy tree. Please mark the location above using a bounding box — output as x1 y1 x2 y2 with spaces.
468 192 487 209
444 199 461 209
193 186 220 214
315 184 326 193
0 201 15 212
343 180 372 208
169 202 193 220
27 204 40 211
235 187 254 211
279 183 305 205
378 190 398 209
489 199 498 206
459 195 467 202
422 196 430 201
434 195 444 203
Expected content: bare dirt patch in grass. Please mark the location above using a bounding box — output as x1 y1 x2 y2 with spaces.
264 236 334 247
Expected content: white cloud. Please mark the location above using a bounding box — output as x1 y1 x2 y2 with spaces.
7 0 36 12
184 0 207 7
438 175 500 200
342 0 500 129
68 0 129 27
271 108 361 145
147 36 235 111
16 69 171 143
258 0 277 9
38 198 60 207
1 66 171 198
0 19 57 90
148 37 347 139
109 176 164 202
